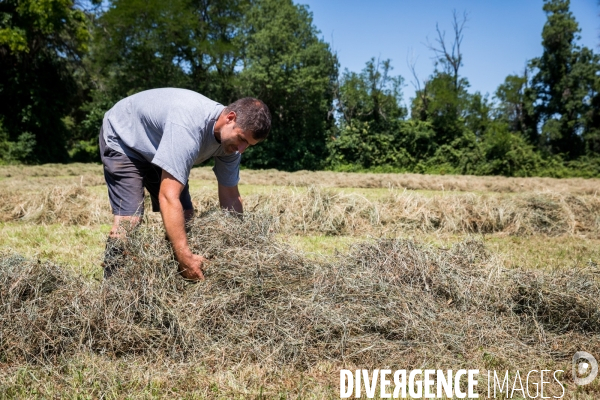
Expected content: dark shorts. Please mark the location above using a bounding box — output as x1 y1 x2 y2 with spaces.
99 129 193 216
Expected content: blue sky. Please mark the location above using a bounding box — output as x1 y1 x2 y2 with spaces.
295 0 600 107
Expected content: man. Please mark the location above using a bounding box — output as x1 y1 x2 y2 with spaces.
99 88 271 280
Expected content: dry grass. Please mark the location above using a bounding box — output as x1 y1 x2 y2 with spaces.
1 212 599 397
286 233 600 272
1 184 599 240
0 353 340 399
2 163 599 194
229 169 600 195
152 166 600 196
0 186 108 225
1 164 599 397
240 187 600 237
0 163 103 179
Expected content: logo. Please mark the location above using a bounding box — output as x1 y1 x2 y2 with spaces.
572 351 598 386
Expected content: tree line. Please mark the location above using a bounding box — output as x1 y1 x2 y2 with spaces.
1 0 599 177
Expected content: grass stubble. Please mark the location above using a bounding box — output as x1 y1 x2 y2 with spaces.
0 165 599 398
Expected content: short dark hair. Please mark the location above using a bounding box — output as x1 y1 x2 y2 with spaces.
224 98 271 141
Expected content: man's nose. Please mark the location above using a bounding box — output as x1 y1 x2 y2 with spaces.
238 142 249 154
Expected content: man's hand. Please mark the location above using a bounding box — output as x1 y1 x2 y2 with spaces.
178 253 208 281
159 170 207 281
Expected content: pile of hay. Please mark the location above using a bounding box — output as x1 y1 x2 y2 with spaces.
1 212 599 373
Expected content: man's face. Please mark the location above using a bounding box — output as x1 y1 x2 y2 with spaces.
220 120 260 155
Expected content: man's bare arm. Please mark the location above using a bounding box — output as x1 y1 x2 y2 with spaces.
159 170 206 280
218 183 243 214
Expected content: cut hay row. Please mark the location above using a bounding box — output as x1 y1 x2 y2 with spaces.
2 185 599 238
228 169 600 195
243 187 600 237
1 213 599 394
2 164 599 194
0 186 106 226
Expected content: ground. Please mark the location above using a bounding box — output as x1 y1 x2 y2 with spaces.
0 164 599 398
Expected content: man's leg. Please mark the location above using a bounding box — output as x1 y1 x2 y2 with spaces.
143 165 194 223
109 215 142 238
181 185 194 225
100 129 146 278
103 215 142 278
184 208 194 224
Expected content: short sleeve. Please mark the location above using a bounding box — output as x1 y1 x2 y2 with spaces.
213 153 241 187
152 122 199 185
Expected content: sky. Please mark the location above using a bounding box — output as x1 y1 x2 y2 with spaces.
295 0 600 107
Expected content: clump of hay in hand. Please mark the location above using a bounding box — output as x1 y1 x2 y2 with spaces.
1 212 599 371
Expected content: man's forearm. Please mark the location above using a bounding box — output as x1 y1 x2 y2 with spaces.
159 195 192 260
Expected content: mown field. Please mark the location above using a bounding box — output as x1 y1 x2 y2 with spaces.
0 164 599 399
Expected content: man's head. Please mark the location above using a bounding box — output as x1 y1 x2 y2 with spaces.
216 98 271 155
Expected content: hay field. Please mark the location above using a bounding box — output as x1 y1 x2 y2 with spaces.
0 164 599 398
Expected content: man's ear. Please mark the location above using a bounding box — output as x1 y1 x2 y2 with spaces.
226 111 237 124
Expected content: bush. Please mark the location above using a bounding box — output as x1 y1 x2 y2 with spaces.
0 121 37 164
69 138 100 163
480 123 544 177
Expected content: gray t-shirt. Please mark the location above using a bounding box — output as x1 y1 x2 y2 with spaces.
102 88 240 186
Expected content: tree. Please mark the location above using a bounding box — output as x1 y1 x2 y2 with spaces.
411 72 471 145
90 0 249 102
237 0 338 170
336 58 405 125
72 0 251 161
90 0 193 98
494 71 537 143
0 0 90 162
411 11 472 146
530 0 600 158
427 10 467 92
328 58 413 169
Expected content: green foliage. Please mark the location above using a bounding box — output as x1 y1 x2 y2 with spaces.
0 119 36 163
480 123 543 177
89 0 249 102
0 0 598 178
530 0 600 158
419 130 483 175
336 58 406 124
0 0 90 163
327 120 412 169
411 71 471 145
91 0 193 98
67 91 113 161
238 0 337 171
68 138 99 163
327 59 413 170
494 73 538 144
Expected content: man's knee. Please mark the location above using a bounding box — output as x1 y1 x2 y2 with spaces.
110 215 142 238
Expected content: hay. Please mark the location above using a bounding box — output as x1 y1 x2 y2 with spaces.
2 184 599 238
1 212 599 373
0 185 109 225
2 164 599 194
241 187 600 238
192 169 600 195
